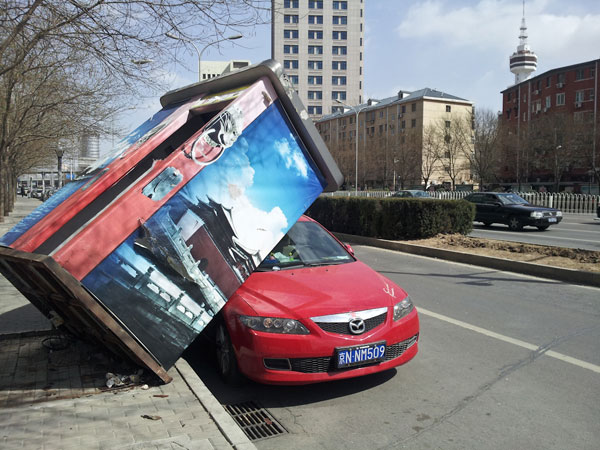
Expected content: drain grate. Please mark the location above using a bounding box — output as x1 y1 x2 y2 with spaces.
224 400 288 441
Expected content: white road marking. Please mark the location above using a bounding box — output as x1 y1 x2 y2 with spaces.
418 307 600 374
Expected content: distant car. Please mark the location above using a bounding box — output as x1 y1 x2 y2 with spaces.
595 204 600 221
392 190 433 199
211 215 420 385
464 192 562 231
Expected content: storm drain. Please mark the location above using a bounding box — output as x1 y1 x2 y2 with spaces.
224 401 288 441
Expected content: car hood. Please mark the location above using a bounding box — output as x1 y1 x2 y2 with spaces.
234 260 406 319
504 203 557 212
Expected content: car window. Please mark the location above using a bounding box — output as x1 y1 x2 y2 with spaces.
498 193 528 205
413 191 430 198
257 221 353 271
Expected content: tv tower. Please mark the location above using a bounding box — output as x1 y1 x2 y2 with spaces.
509 1 537 84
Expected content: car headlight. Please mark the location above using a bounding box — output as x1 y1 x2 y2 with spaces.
530 211 543 218
393 296 414 321
239 315 310 334
556 211 562 217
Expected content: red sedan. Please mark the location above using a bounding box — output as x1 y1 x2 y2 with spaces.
213 216 419 385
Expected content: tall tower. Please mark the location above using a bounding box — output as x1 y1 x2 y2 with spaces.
271 0 365 119
509 1 537 84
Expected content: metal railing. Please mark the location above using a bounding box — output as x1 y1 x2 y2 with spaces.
324 190 600 214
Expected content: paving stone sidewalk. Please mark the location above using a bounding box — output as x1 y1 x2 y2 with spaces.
0 197 255 450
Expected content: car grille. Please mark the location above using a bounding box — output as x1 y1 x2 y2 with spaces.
314 311 387 335
286 334 419 373
542 211 559 217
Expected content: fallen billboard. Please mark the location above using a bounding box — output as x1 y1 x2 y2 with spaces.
0 60 343 382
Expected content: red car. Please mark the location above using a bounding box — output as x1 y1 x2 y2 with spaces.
212 216 419 385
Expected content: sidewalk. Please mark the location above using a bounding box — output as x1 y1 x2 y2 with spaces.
0 197 255 450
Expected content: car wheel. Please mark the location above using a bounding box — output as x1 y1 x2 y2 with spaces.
215 323 243 385
537 225 549 231
508 216 523 231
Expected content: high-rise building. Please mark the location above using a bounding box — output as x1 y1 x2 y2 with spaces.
271 0 365 119
200 60 251 81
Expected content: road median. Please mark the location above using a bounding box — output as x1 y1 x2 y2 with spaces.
335 232 600 288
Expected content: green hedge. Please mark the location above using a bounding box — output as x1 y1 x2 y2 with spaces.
306 196 475 239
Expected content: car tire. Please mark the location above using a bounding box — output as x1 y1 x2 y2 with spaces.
508 216 523 231
215 323 243 385
537 225 549 231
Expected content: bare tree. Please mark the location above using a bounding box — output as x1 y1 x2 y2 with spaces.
0 0 269 218
467 108 499 189
421 124 441 188
434 116 472 190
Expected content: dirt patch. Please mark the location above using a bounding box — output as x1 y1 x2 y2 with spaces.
405 234 600 273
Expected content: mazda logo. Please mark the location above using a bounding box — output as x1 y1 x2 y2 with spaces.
348 318 366 335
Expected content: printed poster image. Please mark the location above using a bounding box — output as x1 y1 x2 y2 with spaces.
82 100 326 368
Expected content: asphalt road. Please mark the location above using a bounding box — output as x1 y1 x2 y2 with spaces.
469 213 600 251
187 246 600 450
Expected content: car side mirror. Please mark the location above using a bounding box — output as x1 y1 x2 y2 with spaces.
493 202 502 207
344 243 355 256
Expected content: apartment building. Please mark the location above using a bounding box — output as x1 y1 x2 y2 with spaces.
200 60 251 81
499 58 600 193
316 89 474 190
271 0 364 119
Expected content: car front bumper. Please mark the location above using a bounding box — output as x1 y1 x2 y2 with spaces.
228 308 420 385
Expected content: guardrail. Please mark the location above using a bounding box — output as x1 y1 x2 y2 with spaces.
323 190 600 214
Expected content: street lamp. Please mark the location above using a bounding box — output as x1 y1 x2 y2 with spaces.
166 32 243 82
336 99 365 194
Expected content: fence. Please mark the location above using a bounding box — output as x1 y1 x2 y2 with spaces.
324 190 600 214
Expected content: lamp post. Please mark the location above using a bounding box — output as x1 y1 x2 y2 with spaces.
166 33 242 82
336 99 365 194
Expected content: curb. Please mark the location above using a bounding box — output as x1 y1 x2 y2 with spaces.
334 232 600 288
175 359 257 450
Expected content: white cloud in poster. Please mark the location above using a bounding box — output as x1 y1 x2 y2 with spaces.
275 137 309 179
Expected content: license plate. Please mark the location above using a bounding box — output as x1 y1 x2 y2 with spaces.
336 341 386 369
548 218 557 223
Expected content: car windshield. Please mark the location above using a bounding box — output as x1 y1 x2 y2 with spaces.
498 193 528 205
412 191 430 198
256 221 354 271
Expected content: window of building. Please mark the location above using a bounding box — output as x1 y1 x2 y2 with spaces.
445 120 451 128
446 105 451 113
308 90 323 100
557 73 566 86
411 103 416 112
556 93 565 105
332 15 347 25
332 76 347 86
284 14 299 23
507 92 512 101
284 60 298 69
591 67 596 78
379 110 384 118
575 90 584 104
333 1 347 10
308 45 323 54
284 29 298 39
331 106 344 114
332 61 347 70
401 105 406 114
308 15 323 24
545 96 551 108
575 68 585 81
332 46 347 55
308 60 323 70
308 0 323 9
284 45 298 54
546 76 551 88
308 105 322 115
288 75 298 84
411 119 416 128
308 30 323 39
284 0 298 8
308 75 323 85
332 31 347 40
590 89 596 101
331 91 346 100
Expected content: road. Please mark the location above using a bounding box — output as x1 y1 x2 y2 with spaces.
469 214 600 251
186 246 600 450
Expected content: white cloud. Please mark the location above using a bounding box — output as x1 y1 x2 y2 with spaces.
275 137 309 178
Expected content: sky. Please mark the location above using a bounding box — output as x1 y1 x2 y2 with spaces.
104 0 600 153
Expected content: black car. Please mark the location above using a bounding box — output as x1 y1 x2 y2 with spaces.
464 192 563 231
392 190 433 199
